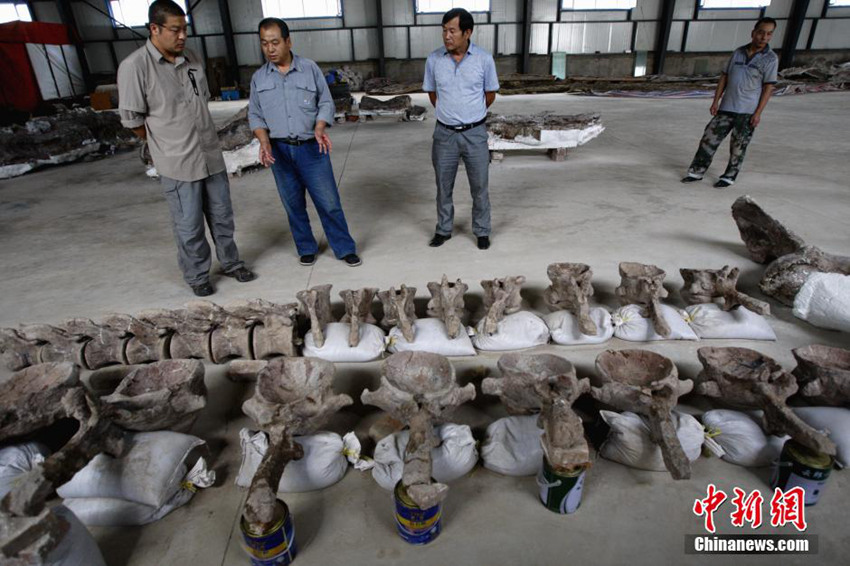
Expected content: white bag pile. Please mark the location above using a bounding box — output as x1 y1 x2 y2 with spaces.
480 415 544 476
303 322 386 362
612 305 699 342
685 304 775 340
544 307 614 346
388 318 476 357
793 273 850 333
472 312 550 351
599 410 704 471
701 410 786 467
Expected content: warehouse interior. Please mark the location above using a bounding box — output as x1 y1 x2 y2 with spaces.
0 1 849 566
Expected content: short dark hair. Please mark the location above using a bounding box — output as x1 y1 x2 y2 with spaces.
442 8 474 34
148 0 185 27
258 17 290 39
754 17 777 30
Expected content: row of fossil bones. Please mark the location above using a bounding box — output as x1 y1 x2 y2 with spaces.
0 262 766 373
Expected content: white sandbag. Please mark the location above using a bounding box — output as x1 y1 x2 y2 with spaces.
46 505 107 566
388 318 476 357
685 303 776 340
701 410 786 467
64 488 193 527
471 311 550 351
303 322 386 362
372 424 478 490
0 442 50 498
481 415 544 477
612 304 699 342
544 307 614 345
599 410 704 471
793 272 850 333
236 430 348 493
793 407 850 468
63 457 214 527
57 431 204 508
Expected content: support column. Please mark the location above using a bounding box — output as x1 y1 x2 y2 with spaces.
653 0 674 75
217 0 239 87
780 0 810 70
521 0 532 74
376 0 386 77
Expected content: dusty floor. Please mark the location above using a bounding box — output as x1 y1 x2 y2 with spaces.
1 91 848 565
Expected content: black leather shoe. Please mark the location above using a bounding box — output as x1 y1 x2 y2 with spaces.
714 179 733 189
343 254 362 267
681 175 702 183
299 254 317 266
223 267 257 282
429 233 451 247
477 236 491 250
191 282 214 297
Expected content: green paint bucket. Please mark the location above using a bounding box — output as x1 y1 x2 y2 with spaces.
536 459 586 514
770 439 834 506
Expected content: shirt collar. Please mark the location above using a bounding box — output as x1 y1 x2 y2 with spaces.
739 43 771 56
265 52 301 74
146 39 186 66
440 42 477 57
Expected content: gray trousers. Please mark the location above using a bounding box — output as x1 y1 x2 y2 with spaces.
160 171 243 286
431 123 491 237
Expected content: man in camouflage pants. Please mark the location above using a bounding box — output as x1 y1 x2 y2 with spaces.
682 17 778 189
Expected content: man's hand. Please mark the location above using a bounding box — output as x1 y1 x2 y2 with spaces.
749 113 761 128
710 101 719 116
259 141 275 167
131 125 147 140
315 123 332 154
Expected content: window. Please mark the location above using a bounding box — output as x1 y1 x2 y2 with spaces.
561 0 636 9
699 1 772 8
0 3 32 23
109 0 189 28
416 1 491 14
261 0 342 19
828 0 850 6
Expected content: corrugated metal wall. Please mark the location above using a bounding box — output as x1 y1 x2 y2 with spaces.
32 0 850 75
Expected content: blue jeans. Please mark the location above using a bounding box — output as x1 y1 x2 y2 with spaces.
269 139 356 258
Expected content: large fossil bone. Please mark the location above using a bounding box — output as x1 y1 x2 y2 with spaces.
100 313 165 365
378 286 418 342
62 318 128 370
791 344 850 406
731 196 850 306
483 353 591 471
241 357 352 529
100 359 207 432
679 266 770 315
0 363 126 518
480 276 526 335
361 352 475 509
615 262 671 337
544 263 597 335
17 324 79 366
339 288 379 347
592 350 693 479
136 306 214 360
231 299 299 360
296 284 334 348
0 328 39 371
426 275 468 339
696 347 836 455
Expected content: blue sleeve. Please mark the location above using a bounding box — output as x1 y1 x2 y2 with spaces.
314 63 336 126
247 75 268 131
484 55 499 92
423 55 436 92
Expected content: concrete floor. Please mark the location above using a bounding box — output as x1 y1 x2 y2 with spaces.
1 91 848 565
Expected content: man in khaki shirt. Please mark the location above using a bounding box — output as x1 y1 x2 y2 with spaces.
118 0 255 296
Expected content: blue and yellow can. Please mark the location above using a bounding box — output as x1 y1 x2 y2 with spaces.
770 439 833 506
241 501 298 566
394 481 442 545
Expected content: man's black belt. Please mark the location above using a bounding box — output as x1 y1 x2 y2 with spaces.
272 137 317 146
437 118 486 132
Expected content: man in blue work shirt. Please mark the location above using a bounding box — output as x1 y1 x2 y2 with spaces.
248 18 360 267
423 8 499 250
682 17 779 189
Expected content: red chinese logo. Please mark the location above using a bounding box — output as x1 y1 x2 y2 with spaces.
693 483 727 533
693 485 807 532
769 487 807 532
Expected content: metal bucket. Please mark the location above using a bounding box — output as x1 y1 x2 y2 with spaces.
240 501 298 565
536 459 586 514
394 481 442 545
770 439 833 506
